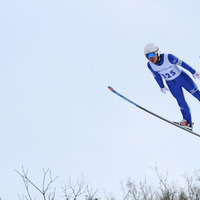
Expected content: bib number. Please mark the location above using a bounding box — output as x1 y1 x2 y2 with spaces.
161 70 176 79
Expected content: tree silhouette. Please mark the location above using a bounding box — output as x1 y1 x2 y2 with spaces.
16 166 200 200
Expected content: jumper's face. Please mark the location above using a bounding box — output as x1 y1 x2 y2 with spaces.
146 52 158 64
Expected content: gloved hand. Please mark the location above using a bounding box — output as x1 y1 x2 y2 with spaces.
160 87 169 94
193 71 200 79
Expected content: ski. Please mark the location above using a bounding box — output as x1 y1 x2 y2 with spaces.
108 86 200 138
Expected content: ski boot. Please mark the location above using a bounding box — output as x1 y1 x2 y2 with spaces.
174 119 194 130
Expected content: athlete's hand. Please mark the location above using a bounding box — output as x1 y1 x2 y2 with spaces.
161 87 169 94
193 71 200 79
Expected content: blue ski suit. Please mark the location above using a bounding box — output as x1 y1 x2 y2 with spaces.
147 53 200 124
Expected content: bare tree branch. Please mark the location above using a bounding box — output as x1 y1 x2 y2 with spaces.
16 166 43 194
85 185 98 200
16 166 58 200
62 175 99 200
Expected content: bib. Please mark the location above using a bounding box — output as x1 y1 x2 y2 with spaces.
149 54 181 81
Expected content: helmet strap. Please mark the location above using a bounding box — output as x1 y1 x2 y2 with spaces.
156 53 161 63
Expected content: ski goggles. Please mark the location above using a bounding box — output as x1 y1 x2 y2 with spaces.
146 52 157 59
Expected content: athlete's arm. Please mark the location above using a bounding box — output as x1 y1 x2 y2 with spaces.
147 63 165 88
168 54 196 74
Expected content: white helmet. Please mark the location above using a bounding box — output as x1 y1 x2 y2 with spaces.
144 43 159 57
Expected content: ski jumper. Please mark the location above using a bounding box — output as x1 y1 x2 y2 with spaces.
147 53 200 124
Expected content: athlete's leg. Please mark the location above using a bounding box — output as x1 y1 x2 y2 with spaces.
167 80 192 124
179 71 200 101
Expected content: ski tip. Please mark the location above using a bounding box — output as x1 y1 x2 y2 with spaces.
108 86 114 92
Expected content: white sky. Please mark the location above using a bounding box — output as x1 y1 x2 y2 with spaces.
1 0 200 199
